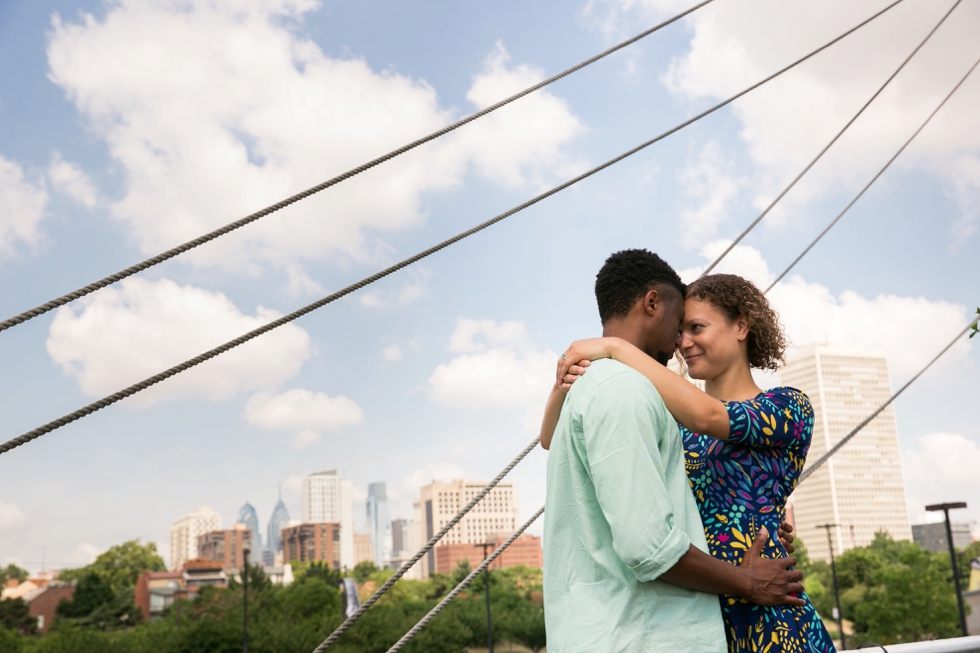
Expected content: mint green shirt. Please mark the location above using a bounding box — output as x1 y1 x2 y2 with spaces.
543 359 725 652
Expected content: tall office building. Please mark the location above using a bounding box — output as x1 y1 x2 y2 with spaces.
391 518 409 556
782 345 912 562
302 470 354 569
267 492 291 565
170 506 221 570
236 502 262 552
412 479 519 579
366 482 392 567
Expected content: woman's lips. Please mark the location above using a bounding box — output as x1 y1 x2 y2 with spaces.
684 354 703 365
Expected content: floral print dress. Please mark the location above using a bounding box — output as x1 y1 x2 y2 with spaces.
680 387 835 653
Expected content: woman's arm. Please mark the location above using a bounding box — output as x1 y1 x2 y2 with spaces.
539 384 565 450
560 338 731 439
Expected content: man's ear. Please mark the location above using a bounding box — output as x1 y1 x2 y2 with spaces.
643 289 660 316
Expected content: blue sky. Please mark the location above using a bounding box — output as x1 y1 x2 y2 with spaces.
0 0 978 570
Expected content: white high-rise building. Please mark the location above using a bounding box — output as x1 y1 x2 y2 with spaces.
782 345 912 562
366 482 392 568
301 470 354 569
170 506 221 571
412 479 519 579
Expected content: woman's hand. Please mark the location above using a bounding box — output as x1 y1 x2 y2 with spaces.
556 337 624 387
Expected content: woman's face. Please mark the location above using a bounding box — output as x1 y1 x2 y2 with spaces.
678 298 749 380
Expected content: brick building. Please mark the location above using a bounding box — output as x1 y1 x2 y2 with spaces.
434 533 542 575
25 584 75 634
282 522 340 567
198 524 252 570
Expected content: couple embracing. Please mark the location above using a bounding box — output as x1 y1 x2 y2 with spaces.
540 249 834 652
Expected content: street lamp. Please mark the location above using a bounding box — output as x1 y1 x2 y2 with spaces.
816 524 845 651
926 502 968 637
242 543 251 653
475 542 495 653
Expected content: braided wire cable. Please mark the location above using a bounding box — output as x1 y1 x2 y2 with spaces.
383 507 545 653
0 0 718 335
765 52 980 293
0 0 905 457
310 438 541 653
700 0 962 279
799 313 980 484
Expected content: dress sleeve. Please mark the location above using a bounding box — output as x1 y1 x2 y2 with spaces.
724 388 813 450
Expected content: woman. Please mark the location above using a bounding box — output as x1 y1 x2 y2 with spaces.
540 273 834 653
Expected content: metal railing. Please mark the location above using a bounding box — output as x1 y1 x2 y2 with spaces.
844 636 980 652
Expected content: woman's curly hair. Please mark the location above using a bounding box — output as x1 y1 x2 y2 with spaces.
686 274 787 371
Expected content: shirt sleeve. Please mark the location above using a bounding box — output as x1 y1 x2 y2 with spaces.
724 388 814 450
579 371 691 583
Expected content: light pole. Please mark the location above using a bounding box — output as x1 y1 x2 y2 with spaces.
242 543 250 653
926 502 968 637
817 524 845 650
475 542 494 653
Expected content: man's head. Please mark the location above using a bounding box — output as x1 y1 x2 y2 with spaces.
595 249 685 365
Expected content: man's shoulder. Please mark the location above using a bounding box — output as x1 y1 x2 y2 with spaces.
567 359 661 404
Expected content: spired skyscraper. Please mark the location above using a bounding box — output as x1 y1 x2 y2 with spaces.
783 345 912 562
237 502 262 553
267 489 291 566
366 482 392 568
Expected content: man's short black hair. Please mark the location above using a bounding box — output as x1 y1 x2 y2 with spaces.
595 249 685 324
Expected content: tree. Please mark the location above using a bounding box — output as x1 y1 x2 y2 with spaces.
0 565 28 589
970 308 979 339
59 540 165 591
0 597 36 636
352 561 380 584
502 605 546 653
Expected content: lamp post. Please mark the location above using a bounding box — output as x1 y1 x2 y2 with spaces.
817 524 845 650
242 543 250 653
926 502 968 637
475 542 494 653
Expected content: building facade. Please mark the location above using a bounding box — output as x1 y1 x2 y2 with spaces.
391 519 409 557
237 502 262 552
434 533 542 575
302 470 354 569
366 482 392 567
197 524 252 570
782 345 913 562
413 479 520 579
912 521 973 554
282 522 340 567
169 506 221 571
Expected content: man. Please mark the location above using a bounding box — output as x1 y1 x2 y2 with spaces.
543 250 803 652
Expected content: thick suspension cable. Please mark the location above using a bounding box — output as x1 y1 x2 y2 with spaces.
311 438 541 652
700 0 962 278
799 313 980 483
382 507 545 653
0 0 719 335
0 0 905 457
765 52 980 292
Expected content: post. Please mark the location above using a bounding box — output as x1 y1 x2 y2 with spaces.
475 542 494 653
817 524 845 650
927 502 968 637
242 544 250 653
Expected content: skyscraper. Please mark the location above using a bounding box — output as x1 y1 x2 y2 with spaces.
267 490 291 566
391 518 409 557
366 482 392 567
302 470 354 569
170 506 221 570
782 345 913 562
237 502 262 552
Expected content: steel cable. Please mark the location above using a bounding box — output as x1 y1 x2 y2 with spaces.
764 52 980 292
0 0 905 457
382 507 545 653
0 0 719 335
700 0 962 279
799 313 980 484
311 438 541 652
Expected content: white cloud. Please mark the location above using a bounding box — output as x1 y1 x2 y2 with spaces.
360 274 426 309
281 263 325 298
682 241 971 380
47 152 98 208
64 543 100 566
382 345 404 362
46 2 586 273
429 318 556 409
902 432 980 524
46 277 312 405
678 140 741 248
0 501 27 535
0 155 48 259
245 387 364 449
591 0 980 241
400 461 468 497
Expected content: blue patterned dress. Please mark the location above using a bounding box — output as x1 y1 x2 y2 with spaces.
680 387 835 653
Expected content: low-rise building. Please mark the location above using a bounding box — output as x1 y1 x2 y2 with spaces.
134 571 184 621
198 524 252 570
282 523 341 567
353 533 373 566
434 533 542 575
182 558 227 590
912 521 972 554
24 584 75 634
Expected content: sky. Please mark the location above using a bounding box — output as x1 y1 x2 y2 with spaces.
0 0 978 572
